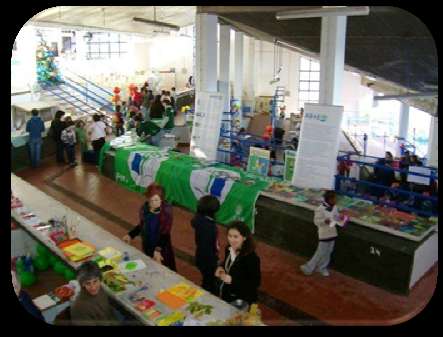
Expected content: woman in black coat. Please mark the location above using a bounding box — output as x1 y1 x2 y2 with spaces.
50 110 66 163
215 221 261 307
191 195 220 295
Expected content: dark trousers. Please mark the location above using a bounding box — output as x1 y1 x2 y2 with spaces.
64 144 76 164
198 265 217 295
55 141 65 163
116 125 125 137
92 137 106 163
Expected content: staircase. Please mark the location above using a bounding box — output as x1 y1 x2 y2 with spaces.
39 69 114 119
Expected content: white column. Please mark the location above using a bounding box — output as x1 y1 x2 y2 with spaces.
398 102 410 139
234 30 244 112
195 13 218 93
427 115 438 168
246 37 256 111
219 24 231 112
319 16 347 106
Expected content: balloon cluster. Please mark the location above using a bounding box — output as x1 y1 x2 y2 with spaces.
112 87 121 105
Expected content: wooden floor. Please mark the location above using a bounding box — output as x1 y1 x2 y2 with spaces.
14 151 438 326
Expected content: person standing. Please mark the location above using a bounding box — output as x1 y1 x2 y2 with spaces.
88 114 107 164
215 221 261 308
25 109 45 168
49 110 66 163
191 195 220 295
61 117 77 167
300 190 344 277
122 183 176 271
149 95 165 119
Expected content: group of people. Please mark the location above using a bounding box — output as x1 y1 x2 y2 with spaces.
13 186 342 325
49 111 109 166
113 84 177 146
122 183 261 309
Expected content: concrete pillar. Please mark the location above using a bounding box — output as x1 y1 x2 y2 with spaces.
246 36 256 111
219 24 231 112
234 31 244 109
427 115 438 167
398 102 410 140
319 16 347 106
195 13 218 93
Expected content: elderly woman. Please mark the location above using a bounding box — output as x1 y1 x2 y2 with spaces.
70 261 118 326
122 183 176 271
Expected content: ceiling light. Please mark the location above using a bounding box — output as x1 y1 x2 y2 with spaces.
133 17 180 31
366 76 376 81
276 6 369 20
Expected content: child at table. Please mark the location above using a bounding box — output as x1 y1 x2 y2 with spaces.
191 195 220 295
300 190 345 277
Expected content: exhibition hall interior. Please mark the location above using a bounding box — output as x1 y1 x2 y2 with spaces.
11 6 438 326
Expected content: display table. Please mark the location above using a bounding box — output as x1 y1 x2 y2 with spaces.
11 121 56 172
11 174 240 326
99 143 269 231
98 145 438 294
255 193 438 295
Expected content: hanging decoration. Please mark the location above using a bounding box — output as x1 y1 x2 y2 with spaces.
36 33 62 86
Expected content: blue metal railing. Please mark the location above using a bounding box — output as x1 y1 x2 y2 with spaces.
62 68 113 96
62 79 113 111
45 86 91 115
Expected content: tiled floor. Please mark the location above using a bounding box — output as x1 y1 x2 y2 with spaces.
14 153 438 326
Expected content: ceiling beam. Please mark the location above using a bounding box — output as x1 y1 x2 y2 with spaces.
198 6 318 14
374 92 438 100
276 6 370 20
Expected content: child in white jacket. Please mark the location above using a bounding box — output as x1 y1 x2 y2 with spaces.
300 190 344 277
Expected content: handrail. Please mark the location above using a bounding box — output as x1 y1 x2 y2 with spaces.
337 154 437 177
61 81 111 111
62 78 113 110
46 85 101 115
335 175 437 217
46 88 90 115
62 68 113 96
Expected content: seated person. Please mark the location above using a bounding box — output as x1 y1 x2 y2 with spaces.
70 261 118 326
12 270 45 322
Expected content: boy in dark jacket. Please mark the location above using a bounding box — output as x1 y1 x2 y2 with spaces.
191 195 220 295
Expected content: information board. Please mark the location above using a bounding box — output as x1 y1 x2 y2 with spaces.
292 103 344 189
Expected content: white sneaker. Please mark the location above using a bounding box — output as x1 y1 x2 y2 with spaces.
300 265 312 276
319 269 330 277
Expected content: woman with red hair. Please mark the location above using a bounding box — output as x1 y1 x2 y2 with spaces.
122 183 176 271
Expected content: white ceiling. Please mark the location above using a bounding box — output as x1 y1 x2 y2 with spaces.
29 6 196 35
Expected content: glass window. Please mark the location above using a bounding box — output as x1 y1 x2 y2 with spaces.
298 57 320 109
299 81 310 91
300 71 310 81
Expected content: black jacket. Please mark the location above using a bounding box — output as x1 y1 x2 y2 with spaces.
220 246 261 305
191 214 218 272
50 119 66 142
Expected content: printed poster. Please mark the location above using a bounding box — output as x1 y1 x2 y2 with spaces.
247 147 270 177
292 103 344 189
284 150 297 182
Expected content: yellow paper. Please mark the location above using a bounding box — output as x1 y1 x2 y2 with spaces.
166 283 203 302
63 242 94 258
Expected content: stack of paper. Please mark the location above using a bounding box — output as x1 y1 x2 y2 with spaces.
33 295 57 311
62 242 95 262
166 283 204 303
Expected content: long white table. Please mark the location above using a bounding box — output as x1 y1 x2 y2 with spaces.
11 173 239 326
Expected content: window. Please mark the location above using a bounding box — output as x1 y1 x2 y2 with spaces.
299 57 320 109
86 32 127 60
